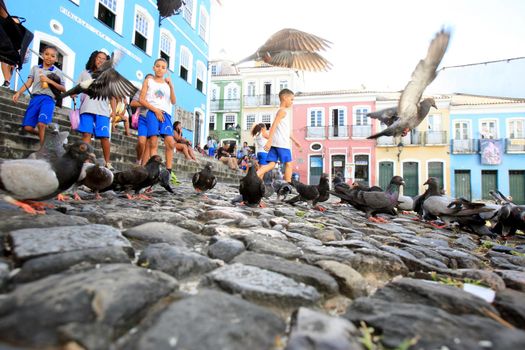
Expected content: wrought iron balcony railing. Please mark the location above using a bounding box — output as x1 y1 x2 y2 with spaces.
424 131 448 145
243 94 280 107
506 138 525 153
451 138 479 154
210 98 241 111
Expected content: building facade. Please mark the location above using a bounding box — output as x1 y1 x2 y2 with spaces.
9 0 212 146
292 91 377 185
449 94 525 203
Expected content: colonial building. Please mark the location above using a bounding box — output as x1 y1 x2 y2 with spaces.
9 0 212 146
449 94 525 203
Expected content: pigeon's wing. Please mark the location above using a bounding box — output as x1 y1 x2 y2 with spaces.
159 169 173 193
88 69 138 100
269 51 332 72
192 172 200 187
360 191 392 209
259 28 332 53
398 29 450 120
157 0 184 17
367 107 399 126
208 175 217 190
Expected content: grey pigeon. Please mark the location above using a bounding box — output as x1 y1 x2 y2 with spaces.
78 160 114 200
237 28 332 72
262 171 275 199
352 176 405 223
489 190 525 238
61 50 138 101
273 179 293 201
109 155 163 199
397 195 414 212
158 168 174 193
423 194 493 229
27 123 68 160
192 163 217 194
0 142 96 214
239 162 265 207
286 174 330 211
368 29 450 139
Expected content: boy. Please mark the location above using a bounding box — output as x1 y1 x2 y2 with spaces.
139 58 176 173
13 46 65 146
257 88 301 183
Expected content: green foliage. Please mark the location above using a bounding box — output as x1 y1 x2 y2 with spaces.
358 321 419 350
295 210 306 218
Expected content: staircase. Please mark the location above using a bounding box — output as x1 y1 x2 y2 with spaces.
0 87 242 184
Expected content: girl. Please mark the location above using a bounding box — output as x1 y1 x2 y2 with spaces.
251 123 270 169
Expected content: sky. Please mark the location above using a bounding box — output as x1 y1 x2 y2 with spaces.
209 0 525 98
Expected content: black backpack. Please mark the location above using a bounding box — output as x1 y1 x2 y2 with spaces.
0 0 34 69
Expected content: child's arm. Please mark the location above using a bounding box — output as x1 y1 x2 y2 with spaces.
139 78 164 122
290 134 301 148
166 76 176 105
40 74 66 93
261 128 270 139
12 77 34 103
263 108 286 151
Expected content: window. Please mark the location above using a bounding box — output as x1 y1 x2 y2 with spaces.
508 119 525 139
210 87 217 101
309 108 323 127
226 85 238 100
210 64 217 76
179 46 192 82
480 120 497 139
354 107 369 126
246 114 256 130
209 114 215 131
97 0 116 29
198 6 209 41
279 80 288 90
261 114 272 129
454 121 470 139
196 61 206 92
133 7 154 55
159 29 175 71
247 81 256 96
224 114 236 130
182 0 194 25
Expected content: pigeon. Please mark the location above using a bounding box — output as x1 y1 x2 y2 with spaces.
239 162 265 207
61 50 138 101
273 179 293 201
192 163 217 194
351 182 383 192
413 177 447 220
351 176 405 223
75 159 114 200
367 29 450 139
46 72 64 108
396 195 414 213
109 155 163 199
236 28 332 72
158 168 174 193
286 174 330 211
489 190 525 238
0 141 96 214
27 123 68 160
330 176 354 205
314 173 330 211
157 0 184 25
262 171 275 199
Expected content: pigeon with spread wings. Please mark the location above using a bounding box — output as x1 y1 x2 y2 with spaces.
157 0 184 26
61 50 138 101
237 28 332 72
368 29 450 139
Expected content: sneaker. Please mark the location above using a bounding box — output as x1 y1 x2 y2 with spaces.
105 162 114 171
2 81 9 88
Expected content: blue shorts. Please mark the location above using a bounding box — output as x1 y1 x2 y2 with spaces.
257 151 268 165
146 110 173 137
137 115 148 137
266 147 292 164
78 113 110 138
21 94 55 127
208 147 215 157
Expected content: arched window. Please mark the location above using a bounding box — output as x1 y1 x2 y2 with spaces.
198 6 209 41
196 60 206 92
159 29 176 71
95 0 124 34
133 6 154 55
179 46 193 82
182 0 194 26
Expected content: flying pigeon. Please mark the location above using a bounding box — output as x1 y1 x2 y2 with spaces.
109 155 163 199
27 123 68 160
192 163 217 195
367 29 450 139
61 50 138 101
239 162 265 207
351 176 405 223
286 174 330 211
236 28 332 72
0 141 96 214
157 0 184 25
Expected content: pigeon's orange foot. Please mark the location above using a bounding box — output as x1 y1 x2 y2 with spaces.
430 221 447 229
145 187 153 193
368 217 381 223
10 200 46 215
401 128 410 137
314 205 326 212
411 217 421 221
56 193 70 202
94 193 102 200
26 200 54 211
259 201 267 208
126 193 135 200
136 194 152 200
73 192 82 201
401 210 413 215
375 216 389 223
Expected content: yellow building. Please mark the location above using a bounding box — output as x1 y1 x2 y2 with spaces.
371 93 452 197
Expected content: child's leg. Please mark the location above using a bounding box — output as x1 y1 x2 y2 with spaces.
23 125 38 135
81 133 92 144
124 118 130 136
36 122 46 146
283 161 294 183
176 143 191 160
187 145 197 161
149 136 159 156
100 138 111 165
257 161 276 179
164 136 175 170
136 136 146 163
141 138 151 165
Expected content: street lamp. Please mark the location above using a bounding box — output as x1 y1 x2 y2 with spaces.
397 142 404 161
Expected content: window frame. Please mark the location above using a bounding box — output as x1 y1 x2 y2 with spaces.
158 28 176 72
353 105 370 126
308 107 324 127
195 60 206 93
224 114 237 130
507 118 525 139
209 114 216 131
245 114 256 130
479 118 498 139
179 45 193 83
133 5 154 55
198 5 209 42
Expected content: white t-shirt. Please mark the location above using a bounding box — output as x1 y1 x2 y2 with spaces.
272 109 291 149
145 78 172 113
254 132 268 154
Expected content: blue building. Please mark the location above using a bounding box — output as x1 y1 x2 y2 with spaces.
8 0 211 145
449 94 525 204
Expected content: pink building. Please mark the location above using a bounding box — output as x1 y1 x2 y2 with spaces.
291 91 378 185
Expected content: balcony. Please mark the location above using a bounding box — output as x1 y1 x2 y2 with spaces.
306 126 326 139
329 125 349 138
424 131 448 145
243 94 279 107
351 125 372 138
210 98 241 112
506 138 525 153
451 139 479 154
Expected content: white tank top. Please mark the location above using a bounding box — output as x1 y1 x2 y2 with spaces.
145 78 172 113
254 132 268 154
272 109 291 149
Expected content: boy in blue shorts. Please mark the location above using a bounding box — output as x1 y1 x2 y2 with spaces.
257 88 301 183
12 46 65 146
139 58 176 173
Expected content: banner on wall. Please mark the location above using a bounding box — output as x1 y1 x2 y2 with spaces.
480 139 503 165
